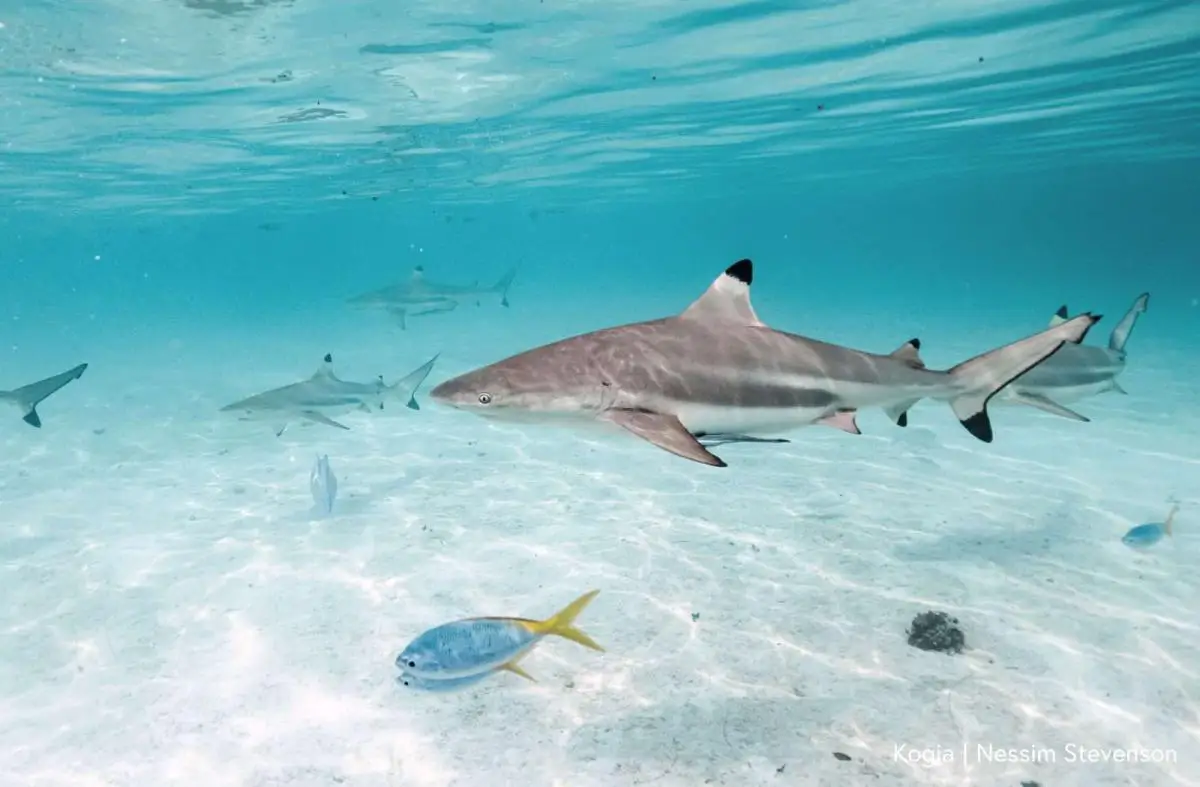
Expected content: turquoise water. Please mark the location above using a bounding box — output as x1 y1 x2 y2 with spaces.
2 2 1199 786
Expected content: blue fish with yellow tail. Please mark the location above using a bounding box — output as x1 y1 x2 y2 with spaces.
396 589 604 682
396 670 492 693
1122 503 1178 549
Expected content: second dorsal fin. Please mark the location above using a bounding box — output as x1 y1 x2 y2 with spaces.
889 338 925 369
679 258 763 326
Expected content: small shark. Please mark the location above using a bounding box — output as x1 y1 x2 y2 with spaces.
347 265 518 330
220 352 438 436
429 258 1100 467
2 362 88 428
999 292 1149 421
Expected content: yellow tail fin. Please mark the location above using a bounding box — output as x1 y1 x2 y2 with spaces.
1165 504 1179 537
532 589 605 652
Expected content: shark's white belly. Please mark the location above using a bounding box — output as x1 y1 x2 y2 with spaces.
667 402 828 436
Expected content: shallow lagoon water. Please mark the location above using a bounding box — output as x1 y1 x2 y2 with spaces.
2 1 1199 786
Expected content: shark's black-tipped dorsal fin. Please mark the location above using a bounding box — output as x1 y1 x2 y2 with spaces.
315 353 335 378
680 258 763 326
411 266 425 281
1049 305 1069 327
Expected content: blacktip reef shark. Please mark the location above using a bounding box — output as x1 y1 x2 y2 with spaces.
2 362 88 428
429 258 1100 467
998 292 1149 421
347 265 518 330
220 352 438 436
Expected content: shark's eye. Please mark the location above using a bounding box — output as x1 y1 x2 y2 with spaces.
478 392 493 405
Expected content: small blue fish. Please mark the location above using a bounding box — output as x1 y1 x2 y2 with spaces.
396 670 492 693
1122 504 1178 549
396 589 604 682
310 454 337 515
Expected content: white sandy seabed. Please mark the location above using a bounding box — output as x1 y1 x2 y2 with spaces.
0 322 1197 787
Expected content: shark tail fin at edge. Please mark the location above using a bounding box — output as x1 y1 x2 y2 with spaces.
530 589 605 652
1108 292 1149 353
943 313 1101 443
5 362 89 429
493 265 519 307
1164 503 1178 537
389 353 440 410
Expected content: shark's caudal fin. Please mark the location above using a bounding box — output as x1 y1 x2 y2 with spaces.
1108 292 1149 353
387 353 440 411
945 314 1102 442
2 363 88 428
492 266 518 307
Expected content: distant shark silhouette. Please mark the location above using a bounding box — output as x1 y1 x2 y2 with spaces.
999 292 1149 421
430 258 1100 467
347 265 518 329
220 353 438 436
2 363 88 428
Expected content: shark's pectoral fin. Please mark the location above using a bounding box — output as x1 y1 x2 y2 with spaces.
300 411 351 430
1010 392 1090 422
816 409 861 434
1109 380 1128 395
23 410 42 428
386 307 408 330
603 409 726 467
274 423 289 437
883 398 921 428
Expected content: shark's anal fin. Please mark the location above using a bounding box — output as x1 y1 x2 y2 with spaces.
604 409 727 467
817 410 860 434
679 258 764 327
300 411 351 430
1010 392 1090 422
884 399 920 428
1110 380 1128 395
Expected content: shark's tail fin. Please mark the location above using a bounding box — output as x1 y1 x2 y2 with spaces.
386 353 440 411
492 265 518 307
1108 292 1149 354
2 363 88 428
943 314 1101 442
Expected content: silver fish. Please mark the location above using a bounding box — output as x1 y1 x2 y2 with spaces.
429 258 1099 467
310 454 337 515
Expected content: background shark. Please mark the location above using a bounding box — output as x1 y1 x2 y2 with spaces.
347 265 518 329
2 362 88 428
429 259 1098 467
998 292 1149 421
220 352 438 436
